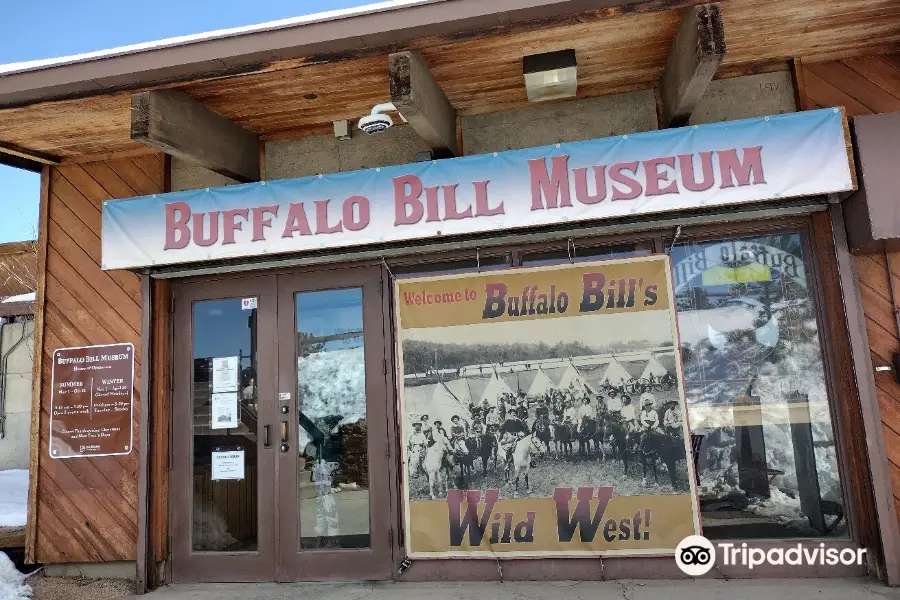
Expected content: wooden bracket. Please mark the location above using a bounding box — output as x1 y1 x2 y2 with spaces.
660 3 726 128
131 90 260 182
389 50 459 158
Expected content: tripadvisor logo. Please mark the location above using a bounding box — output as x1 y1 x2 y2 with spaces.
675 535 866 575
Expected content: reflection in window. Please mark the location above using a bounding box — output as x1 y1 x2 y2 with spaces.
521 243 648 266
392 255 510 277
295 288 371 550
191 298 259 552
671 233 845 538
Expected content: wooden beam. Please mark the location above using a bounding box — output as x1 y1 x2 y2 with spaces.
659 3 726 128
0 142 59 166
25 166 50 565
131 90 260 183
389 50 459 158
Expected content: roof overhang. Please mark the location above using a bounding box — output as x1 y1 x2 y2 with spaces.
0 0 651 108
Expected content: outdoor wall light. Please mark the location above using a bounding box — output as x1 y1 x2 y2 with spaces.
523 49 578 103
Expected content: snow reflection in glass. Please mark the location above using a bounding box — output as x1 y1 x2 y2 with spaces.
671 233 846 538
295 288 371 550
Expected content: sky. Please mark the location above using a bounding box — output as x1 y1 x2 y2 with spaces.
0 0 377 244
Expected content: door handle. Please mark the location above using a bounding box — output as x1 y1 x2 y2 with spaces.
263 425 271 448
280 421 289 453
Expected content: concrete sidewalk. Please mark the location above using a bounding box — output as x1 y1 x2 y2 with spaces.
135 579 900 600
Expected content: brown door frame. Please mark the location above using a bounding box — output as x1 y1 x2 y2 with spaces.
274 265 396 581
170 274 278 583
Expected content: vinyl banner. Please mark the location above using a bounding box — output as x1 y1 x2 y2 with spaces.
395 255 700 557
102 109 853 270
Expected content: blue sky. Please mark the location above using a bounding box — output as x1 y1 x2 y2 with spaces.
0 0 375 244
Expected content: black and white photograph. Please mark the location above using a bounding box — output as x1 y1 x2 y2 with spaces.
401 312 693 501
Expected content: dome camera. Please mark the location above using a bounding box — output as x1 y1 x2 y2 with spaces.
358 113 394 135
357 102 407 136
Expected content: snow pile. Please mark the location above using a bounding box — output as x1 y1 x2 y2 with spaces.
747 486 802 520
297 346 366 424
0 470 28 527
0 551 30 600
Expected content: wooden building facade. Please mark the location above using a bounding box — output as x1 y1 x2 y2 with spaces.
1 0 900 590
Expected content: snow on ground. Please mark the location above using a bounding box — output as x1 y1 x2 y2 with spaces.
0 551 30 600
0 471 28 527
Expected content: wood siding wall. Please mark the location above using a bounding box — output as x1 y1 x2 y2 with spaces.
797 52 900 529
27 156 164 563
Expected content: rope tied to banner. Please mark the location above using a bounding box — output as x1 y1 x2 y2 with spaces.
381 256 396 282
666 225 683 255
567 237 577 263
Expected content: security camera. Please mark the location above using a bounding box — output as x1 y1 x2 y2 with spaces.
358 113 394 135
358 102 407 135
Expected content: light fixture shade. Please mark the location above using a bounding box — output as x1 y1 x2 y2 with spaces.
523 49 577 102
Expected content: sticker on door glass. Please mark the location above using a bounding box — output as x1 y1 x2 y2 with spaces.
211 449 245 481
212 356 239 392
241 297 258 310
211 392 239 429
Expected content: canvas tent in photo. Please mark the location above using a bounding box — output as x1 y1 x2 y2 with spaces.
600 357 632 387
641 355 670 381
527 368 557 398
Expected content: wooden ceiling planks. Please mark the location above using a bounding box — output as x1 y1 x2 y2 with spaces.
1 0 899 159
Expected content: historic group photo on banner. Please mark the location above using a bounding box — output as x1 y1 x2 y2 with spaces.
395 255 700 557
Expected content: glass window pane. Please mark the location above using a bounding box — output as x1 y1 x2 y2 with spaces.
393 255 510 277
191 298 259 552
670 232 846 538
295 288 371 550
522 243 649 266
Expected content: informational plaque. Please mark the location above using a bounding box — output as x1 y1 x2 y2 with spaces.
49 343 135 459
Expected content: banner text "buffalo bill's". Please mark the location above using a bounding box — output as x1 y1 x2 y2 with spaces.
162 147 765 250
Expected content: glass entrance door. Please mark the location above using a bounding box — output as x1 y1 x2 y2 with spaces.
171 266 396 583
171 276 278 583
275 267 395 581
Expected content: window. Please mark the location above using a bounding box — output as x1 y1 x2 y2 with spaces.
521 243 651 266
670 232 845 538
391 254 510 278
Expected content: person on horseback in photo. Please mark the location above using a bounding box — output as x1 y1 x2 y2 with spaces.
618 395 635 430
576 395 599 458
499 408 528 476
470 415 485 452
433 420 450 442
535 396 550 420
450 414 467 440
485 405 500 427
469 400 481 422
408 421 427 477
433 420 455 472
638 398 660 433
577 396 596 432
662 399 682 436
531 403 552 459
563 397 578 424
639 386 657 416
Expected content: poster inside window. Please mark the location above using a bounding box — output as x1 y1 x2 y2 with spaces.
395 255 700 557
670 232 846 538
